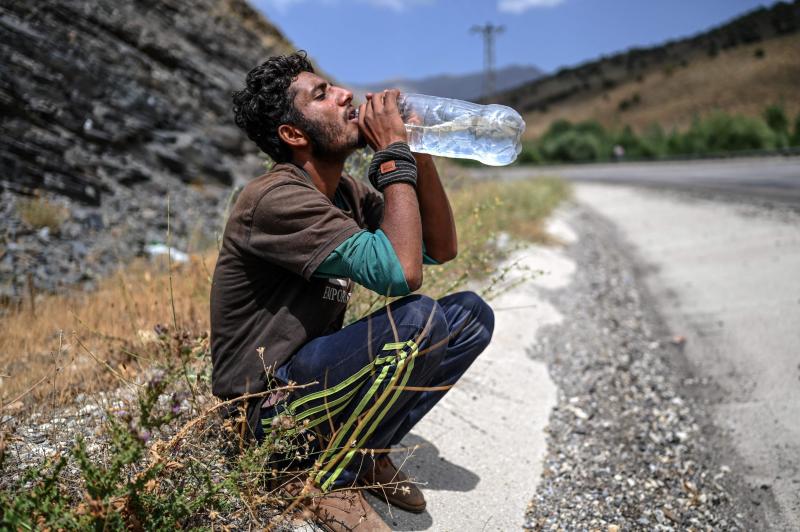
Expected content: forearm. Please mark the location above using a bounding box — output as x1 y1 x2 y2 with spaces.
380 182 423 290
314 230 411 296
357 90 425 289
415 154 457 263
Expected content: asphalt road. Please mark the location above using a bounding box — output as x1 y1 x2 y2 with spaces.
469 156 800 206
481 157 800 529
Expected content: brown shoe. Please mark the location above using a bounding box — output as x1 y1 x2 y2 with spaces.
285 478 391 531
359 455 426 514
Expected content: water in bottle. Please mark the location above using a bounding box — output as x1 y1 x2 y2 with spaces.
396 93 526 166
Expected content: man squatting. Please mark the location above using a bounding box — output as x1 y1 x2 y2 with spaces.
210 51 495 531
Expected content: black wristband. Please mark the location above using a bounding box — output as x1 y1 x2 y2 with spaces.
368 142 417 191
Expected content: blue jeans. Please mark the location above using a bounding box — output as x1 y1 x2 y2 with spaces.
261 291 494 490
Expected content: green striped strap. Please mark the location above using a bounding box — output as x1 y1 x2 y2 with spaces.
318 340 419 490
260 339 421 493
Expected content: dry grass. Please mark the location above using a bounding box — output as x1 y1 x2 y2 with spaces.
523 33 800 138
16 196 69 232
0 253 216 409
0 169 570 410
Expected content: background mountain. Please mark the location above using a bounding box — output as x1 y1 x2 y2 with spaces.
0 0 304 300
350 64 544 103
491 1 800 138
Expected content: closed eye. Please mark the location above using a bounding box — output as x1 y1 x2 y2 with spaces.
313 82 329 101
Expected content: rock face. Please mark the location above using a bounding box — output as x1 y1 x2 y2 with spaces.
0 0 297 301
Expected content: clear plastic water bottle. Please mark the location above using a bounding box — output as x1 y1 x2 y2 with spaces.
396 93 526 166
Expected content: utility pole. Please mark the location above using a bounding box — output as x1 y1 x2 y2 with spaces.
470 22 505 100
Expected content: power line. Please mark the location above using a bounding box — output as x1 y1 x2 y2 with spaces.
470 22 505 100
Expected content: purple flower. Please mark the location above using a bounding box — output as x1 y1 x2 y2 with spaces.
137 429 151 444
147 369 165 388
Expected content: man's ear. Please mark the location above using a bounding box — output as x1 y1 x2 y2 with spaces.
278 124 309 148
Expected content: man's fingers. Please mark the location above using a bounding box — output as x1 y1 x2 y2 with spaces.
383 89 400 114
358 102 378 150
357 102 367 130
372 90 386 114
364 95 376 123
363 100 378 139
360 89 407 150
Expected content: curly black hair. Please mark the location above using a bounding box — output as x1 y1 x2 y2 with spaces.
232 51 315 163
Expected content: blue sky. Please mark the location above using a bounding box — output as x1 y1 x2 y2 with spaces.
252 0 779 84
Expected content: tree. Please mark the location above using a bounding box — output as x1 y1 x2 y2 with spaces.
764 105 788 133
792 112 800 147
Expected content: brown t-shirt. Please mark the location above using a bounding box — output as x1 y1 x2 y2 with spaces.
210 163 384 408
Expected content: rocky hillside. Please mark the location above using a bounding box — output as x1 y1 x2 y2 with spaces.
493 1 800 137
0 0 297 301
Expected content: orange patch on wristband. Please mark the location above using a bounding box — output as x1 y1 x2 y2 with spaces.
380 160 397 174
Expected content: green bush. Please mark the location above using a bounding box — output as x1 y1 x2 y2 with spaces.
541 129 603 162
668 118 708 155
639 124 669 159
764 104 790 148
614 125 664 160
764 104 789 135
533 119 611 163
662 113 776 155
573 120 607 138
516 109 787 166
517 141 543 164
542 119 573 140
792 113 800 146
695 112 777 152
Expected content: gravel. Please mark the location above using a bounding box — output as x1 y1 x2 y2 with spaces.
0 181 232 305
523 203 762 531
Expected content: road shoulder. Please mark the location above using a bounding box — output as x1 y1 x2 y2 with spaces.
574 183 800 530
523 202 758 530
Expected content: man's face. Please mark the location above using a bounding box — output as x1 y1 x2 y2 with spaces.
289 71 364 160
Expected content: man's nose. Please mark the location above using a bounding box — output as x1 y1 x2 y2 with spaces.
337 87 353 106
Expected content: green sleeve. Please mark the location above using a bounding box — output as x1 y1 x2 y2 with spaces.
314 229 411 296
422 242 440 265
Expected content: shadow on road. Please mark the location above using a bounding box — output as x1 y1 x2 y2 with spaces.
367 432 481 530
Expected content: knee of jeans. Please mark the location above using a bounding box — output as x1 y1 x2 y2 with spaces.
419 296 449 345
396 295 448 366
395 294 444 333
457 291 494 324
460 290 495 348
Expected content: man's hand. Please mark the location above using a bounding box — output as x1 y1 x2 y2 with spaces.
357 89 407 151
